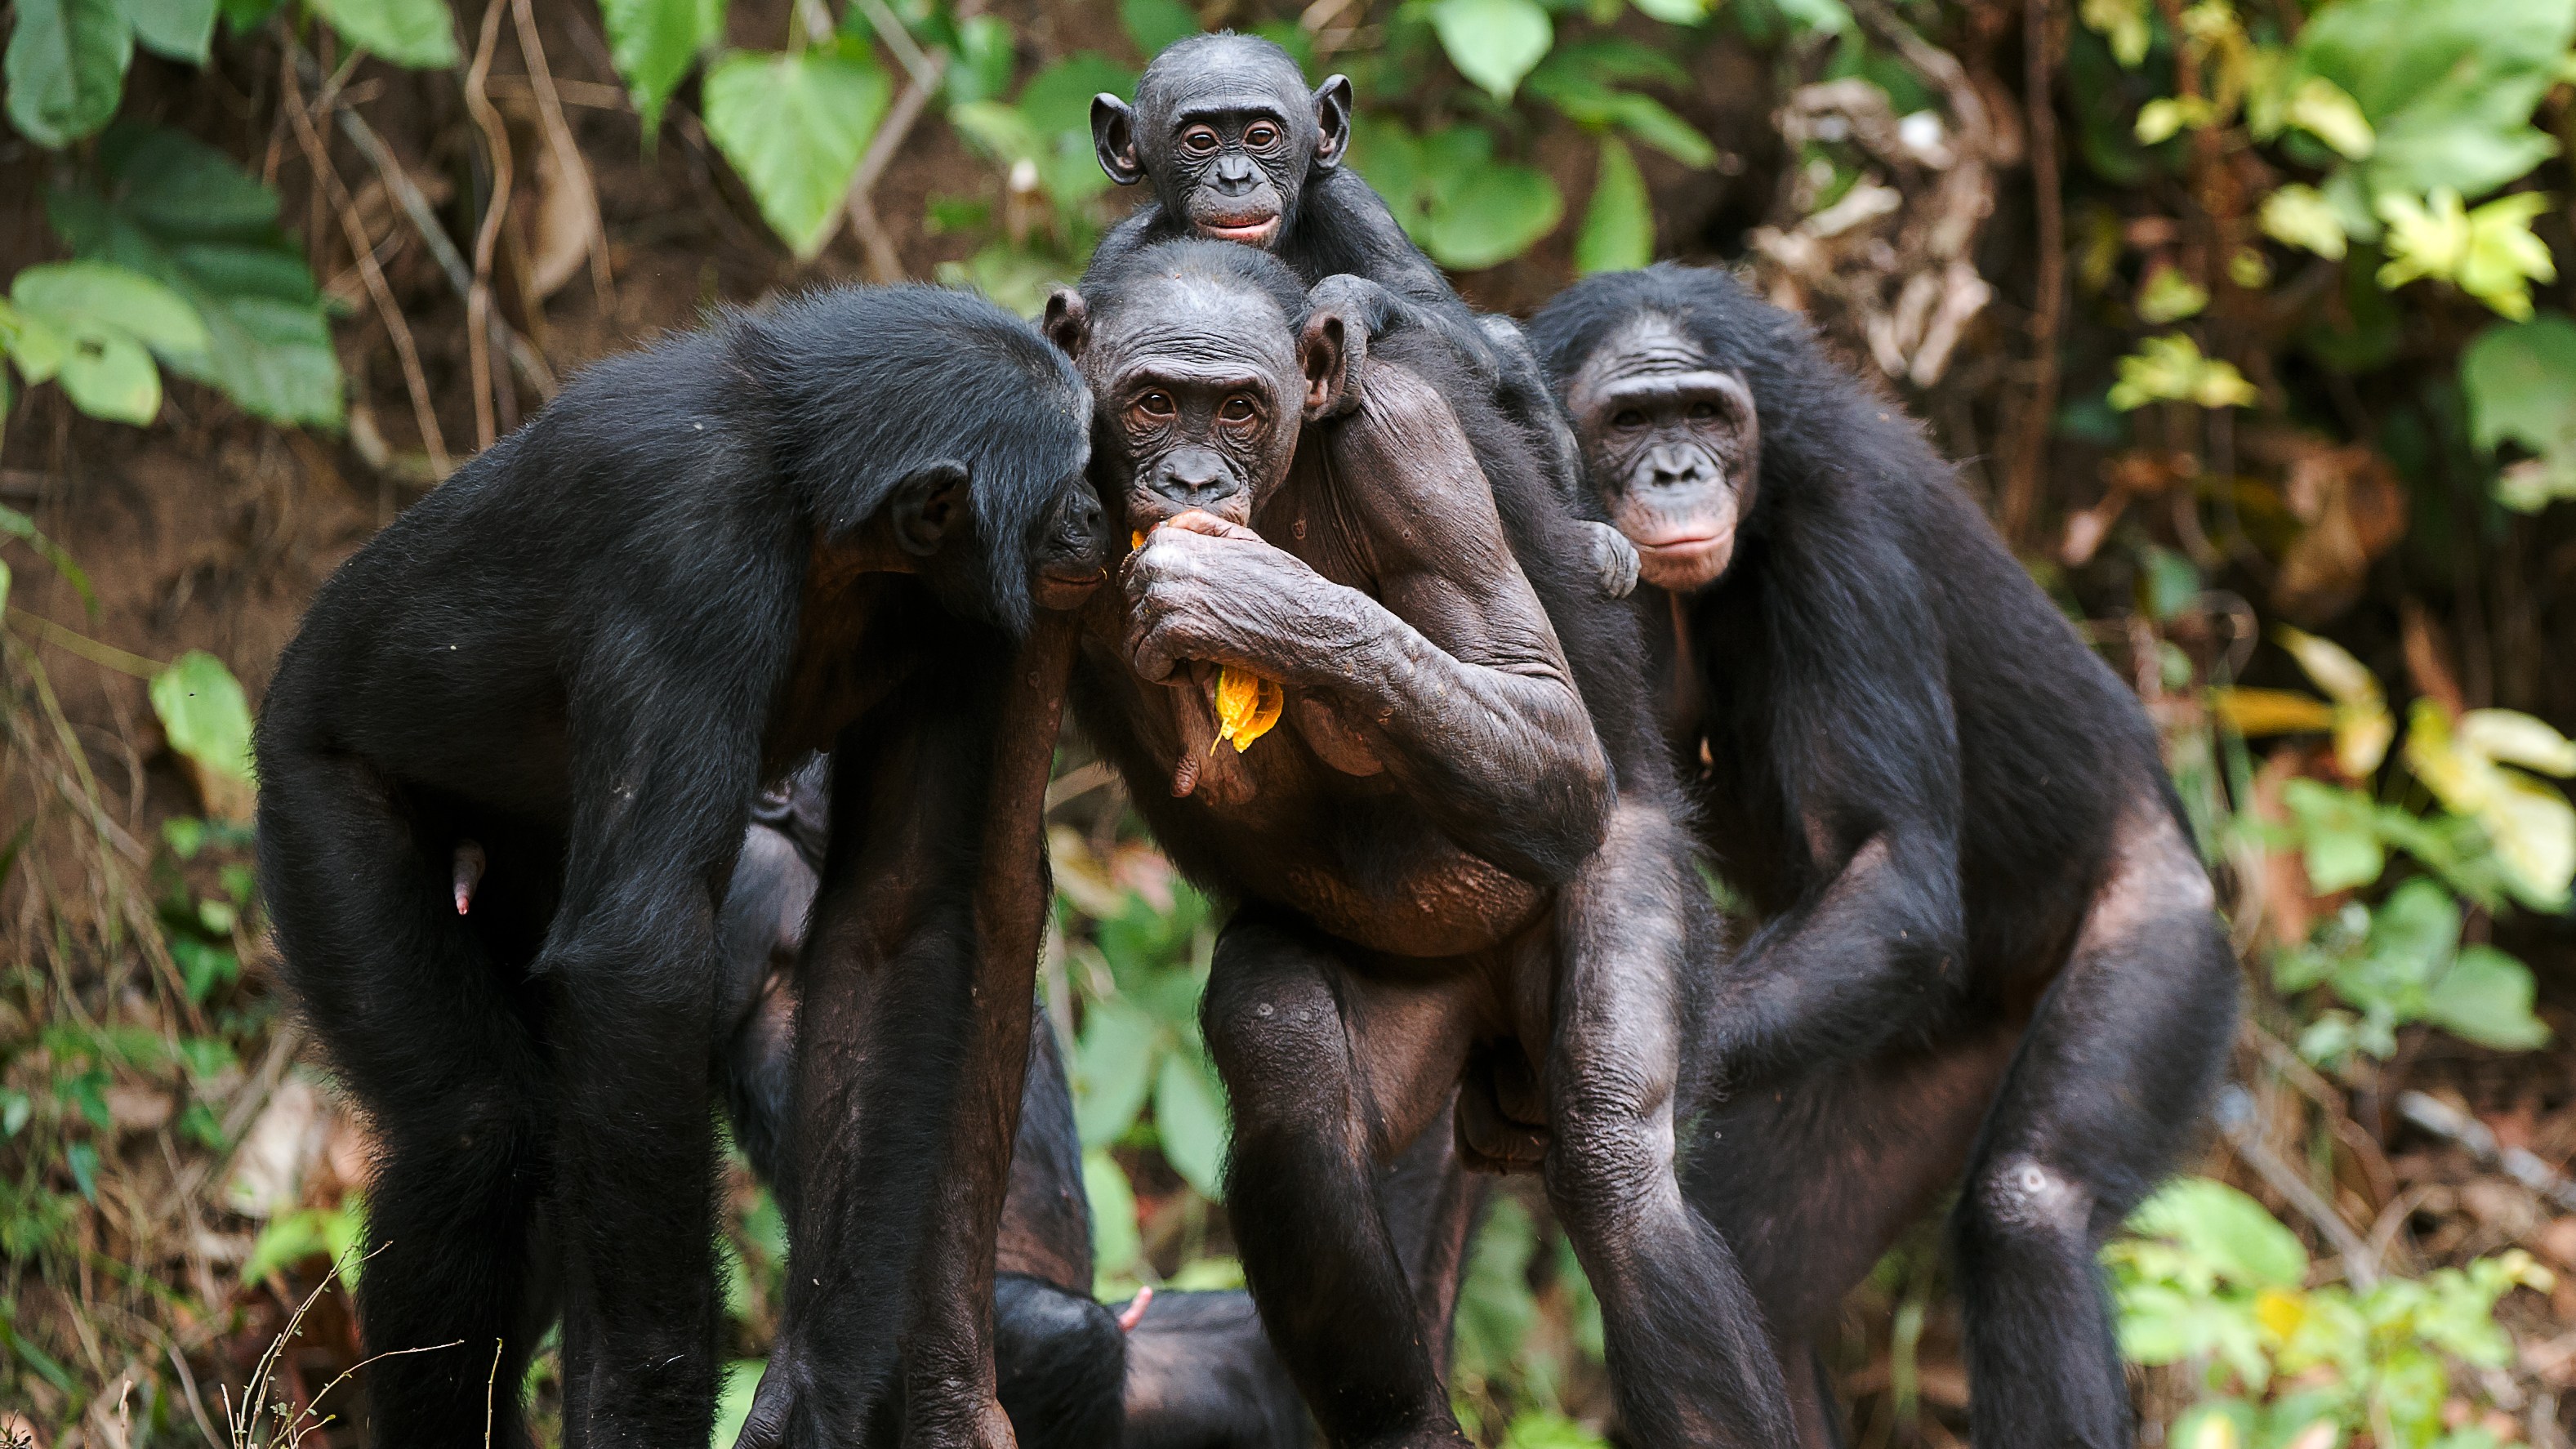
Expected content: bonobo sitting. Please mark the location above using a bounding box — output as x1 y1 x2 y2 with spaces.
255 286 1105 1449
1531 265 2238 1447
715 758 1485 1449
1043 241 1794 1446
1090 33 1638 598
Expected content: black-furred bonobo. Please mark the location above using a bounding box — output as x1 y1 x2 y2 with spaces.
1529 265 2239 1447
1089 33 1638 599
716 760 1485 1449
1045 240 1794 1447
255 286 1106 1449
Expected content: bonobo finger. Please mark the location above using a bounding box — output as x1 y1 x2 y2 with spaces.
1164 509 1262 542
1586 522 1641 600
733 1362 800 1448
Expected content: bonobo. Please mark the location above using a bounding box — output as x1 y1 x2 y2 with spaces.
715 760 1483 1449
1045 240 1794 1446
1090 33 1638 598
1531 265 2238 1447
254 286 1105 1449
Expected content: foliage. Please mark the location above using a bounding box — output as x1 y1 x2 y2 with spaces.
2110 1177 2553 1448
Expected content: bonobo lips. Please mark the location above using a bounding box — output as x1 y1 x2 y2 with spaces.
1034 565 1107 611
1195 212 1281 246
1631 524 1737 588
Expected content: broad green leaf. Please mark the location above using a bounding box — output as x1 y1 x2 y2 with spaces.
2462 312 2576 460
2107 334 2257 411
6 0 134 148
1574 136 1651 274
599 0 725 132
2136 265 2208 324
1423 163 1562 271
307 0 461 68
2126 1178 2310 1290
1072 997 1161 1147
1152 1050 1228 1199
2261 183 2348 260
118 0 216 61
2297 0 2575 199
47 127 341 426
1018 51 1134 138
2425 945 2550 1050
218 0 282 29
151 649 254 783
2283 778 2387 893
701 47 892 258
943 14 1016 107
1772 0 1849 33
1083 1147 1141 1284
1429 0 1552 101
1627 0 1706 22
56 328 160 422
1121 0 1200 58
12 261 208 356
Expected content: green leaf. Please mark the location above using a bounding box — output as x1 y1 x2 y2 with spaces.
151 649 254 783
2296 0 2575 199
118 0 216 60
1083 1147 1141 1284
306 0 461 68
1627 0 1707 23
702 47 893 257
47 127 342 426
1423 163 1562 271
65 1142 100 1202
2462 311 2576 458
2425 945 2551 1050
0 559 10 617
1428 0 1552 100
1152 1050 1228 1199
943 13 1015 107
219 0 283 30
6 0 135 149
714 1361 766 1449
1120 0 1200 57
2369 876 2462 983
1072 998 1161 1147
2283 778 2387 893
599 0 725 133
1018 51 1134 138
2126 1177 2310 1289
12 261 208 355
56 328 161 422
1574 136 1651 274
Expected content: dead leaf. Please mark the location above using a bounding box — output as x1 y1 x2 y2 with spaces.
2271 439 2405 622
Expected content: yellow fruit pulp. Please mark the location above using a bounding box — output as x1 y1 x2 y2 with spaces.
1211 666 1285 753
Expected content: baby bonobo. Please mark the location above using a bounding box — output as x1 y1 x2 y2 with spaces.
1531 265 2237 1447
1090 33 1638 599
255 286 1107 1449
1044 241 1794 1447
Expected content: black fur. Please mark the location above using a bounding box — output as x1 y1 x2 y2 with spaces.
255 285 1097 1449
1532 265 2239 1447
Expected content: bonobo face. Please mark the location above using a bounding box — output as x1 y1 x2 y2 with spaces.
1028 464 1111 610
1566 313 1759 593
1053 275 1317 532
1093 36 1353 250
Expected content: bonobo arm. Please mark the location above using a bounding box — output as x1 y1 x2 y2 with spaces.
1704 556 1971 1090
1122 363 1612 883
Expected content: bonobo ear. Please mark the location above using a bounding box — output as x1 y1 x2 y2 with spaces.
1299 312 1355 421
1092 95 1144 186
891 460 972 557
1311 76 1353 171
1042 288 1091 363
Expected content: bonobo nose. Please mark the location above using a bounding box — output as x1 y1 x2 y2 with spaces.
1153 450 1241 509
1648 446 1710 487
1214 157 1257 191
1065 489 1104 542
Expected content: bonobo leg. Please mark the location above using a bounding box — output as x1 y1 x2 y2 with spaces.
1544 801 1795 1447
1201 907 1480 1449
256 751 555 1449
1950 805 2235 1449
1682 1038 2016 1447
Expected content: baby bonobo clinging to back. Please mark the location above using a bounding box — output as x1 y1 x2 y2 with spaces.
1088 32 1640 598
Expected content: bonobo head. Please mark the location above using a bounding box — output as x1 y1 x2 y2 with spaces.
1093 34 1353 250
742 286 1108 631
1530 266 1770 594
1042 242 1353 532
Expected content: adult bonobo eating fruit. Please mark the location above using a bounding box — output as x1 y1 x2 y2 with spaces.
1530 265 2238 1447
1089 33 1639 599
254 286 1106 1449
1045 240 1795 1446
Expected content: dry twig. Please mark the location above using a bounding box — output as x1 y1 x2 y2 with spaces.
462 0 517 448
509 0 613 303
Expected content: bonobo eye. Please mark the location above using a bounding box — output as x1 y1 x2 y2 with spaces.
1182 126 1220 154
1218 395 1258 424
1688 401 1719 421
1611 409 1647 430
1245 122 1281 149
1136 391 1176 418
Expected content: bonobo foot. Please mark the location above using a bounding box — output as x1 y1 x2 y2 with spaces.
1581 521 1640 600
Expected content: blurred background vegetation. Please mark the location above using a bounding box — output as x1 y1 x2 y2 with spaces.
2 0 2576 1442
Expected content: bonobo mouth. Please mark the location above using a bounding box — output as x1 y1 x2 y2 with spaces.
1194 214 1281 246
1631 524 1737 590
1034 567 1108 610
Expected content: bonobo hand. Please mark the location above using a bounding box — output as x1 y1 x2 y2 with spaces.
1302 274 1396 417
1121 510 1356 685
1583 521 1641 600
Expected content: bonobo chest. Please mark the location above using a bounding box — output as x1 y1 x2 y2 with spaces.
1085 484 1549 958
764 546 930 775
